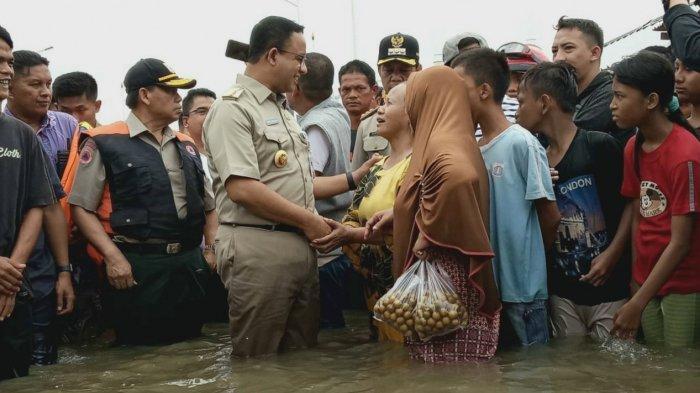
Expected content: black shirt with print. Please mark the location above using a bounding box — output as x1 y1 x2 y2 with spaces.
0 114 55 257
549 129 630 305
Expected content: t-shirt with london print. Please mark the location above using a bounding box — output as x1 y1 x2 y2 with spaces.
549 129 630 306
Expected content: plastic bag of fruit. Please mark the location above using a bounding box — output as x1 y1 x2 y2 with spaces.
372 261 421 338
412 260 468 341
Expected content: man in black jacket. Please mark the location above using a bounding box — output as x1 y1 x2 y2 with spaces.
552 17 634 145
664 1 700 72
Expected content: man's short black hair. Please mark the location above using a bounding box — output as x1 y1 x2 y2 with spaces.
182 88 217 115
298 52 334 103
0 25 13 48
556 16 604 50
451 48 510 104
248 16 304 64
521 61 579 114
12 50 49 77
643 45 675 64
53 71 98 101
338 60 377 87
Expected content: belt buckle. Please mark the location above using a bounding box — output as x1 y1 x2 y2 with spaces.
166 243 182 254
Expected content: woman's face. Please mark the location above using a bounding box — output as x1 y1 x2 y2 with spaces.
376 83 408 138
610 77 653 129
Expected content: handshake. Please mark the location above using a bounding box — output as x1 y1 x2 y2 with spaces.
303 209 395 254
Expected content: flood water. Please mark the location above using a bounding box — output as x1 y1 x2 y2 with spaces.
1 311 698 393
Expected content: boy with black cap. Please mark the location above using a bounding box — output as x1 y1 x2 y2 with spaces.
351 32 421 170
67 58 219 345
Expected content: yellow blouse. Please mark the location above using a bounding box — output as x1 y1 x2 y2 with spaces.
356 155 411 223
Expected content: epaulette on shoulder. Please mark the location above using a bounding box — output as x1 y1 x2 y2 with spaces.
222 86 245 100
360 107 379 121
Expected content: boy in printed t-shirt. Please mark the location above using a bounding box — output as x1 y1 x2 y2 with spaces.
516 62 631 340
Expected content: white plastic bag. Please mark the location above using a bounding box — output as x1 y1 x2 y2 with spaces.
412 259 468 341
373 259 468 341
373 261 420 338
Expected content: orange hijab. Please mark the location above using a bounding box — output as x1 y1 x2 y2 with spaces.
393 66 500 317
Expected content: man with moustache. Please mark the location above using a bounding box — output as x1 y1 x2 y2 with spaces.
351 33 421 170
68 58 218 345
4 50 75 365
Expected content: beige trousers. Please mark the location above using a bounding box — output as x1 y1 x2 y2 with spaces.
550 295 627 340
216 225 319 357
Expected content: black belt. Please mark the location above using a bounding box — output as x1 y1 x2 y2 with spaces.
224 223 303 235
114 240 199 255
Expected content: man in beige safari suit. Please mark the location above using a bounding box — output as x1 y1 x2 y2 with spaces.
203 16 332 357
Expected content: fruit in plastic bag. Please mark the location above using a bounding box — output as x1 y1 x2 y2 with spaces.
412 259 468 341
373 259 468 341
373 262 420 338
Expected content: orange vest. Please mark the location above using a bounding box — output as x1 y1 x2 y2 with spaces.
60 121 199 264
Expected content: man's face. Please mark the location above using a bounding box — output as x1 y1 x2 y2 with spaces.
274 32 308 94
55 94 101 126
610 77 649 130
552 28 599 82
0 40 13 102
339 72 375 117
507 72 524 99
10 64 52 119
379 60 417 92
515 85 543 132
144 86 182 124
675 59 700 105
454 67 482 127
183 95 215 139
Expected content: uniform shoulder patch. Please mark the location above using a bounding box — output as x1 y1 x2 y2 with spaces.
79 138 96 165
223 86 244 100
360 107 378 121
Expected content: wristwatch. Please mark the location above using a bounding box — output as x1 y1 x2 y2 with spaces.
57 264 73 274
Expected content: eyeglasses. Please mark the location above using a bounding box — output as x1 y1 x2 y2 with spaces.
277 48 307 65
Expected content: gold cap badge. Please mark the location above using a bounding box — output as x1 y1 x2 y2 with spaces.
391 34 404 48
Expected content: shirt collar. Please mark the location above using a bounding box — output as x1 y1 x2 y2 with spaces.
125 112 174 139
2 107 52 132
237 73 279 105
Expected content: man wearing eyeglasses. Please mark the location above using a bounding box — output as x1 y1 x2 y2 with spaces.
204 16 332 357
181 88 216 179
350 33 421 170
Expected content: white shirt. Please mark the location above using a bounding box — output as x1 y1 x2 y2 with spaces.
307 125 331 174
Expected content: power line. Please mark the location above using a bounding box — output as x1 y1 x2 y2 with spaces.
604 5 699 47
604 15 664 47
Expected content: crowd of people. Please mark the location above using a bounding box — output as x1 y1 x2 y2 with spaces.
1 0 699 382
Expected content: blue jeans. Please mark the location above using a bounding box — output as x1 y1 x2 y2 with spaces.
318 255 351 329
502 300 549 346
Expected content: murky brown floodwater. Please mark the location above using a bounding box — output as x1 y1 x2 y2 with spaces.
1 311 698 393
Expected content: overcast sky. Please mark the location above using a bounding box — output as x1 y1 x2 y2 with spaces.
3 0 667 122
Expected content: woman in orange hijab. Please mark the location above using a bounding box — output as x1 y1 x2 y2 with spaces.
393 66 501 363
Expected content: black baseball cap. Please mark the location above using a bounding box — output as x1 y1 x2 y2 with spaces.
123 58 196 92
377 33 419 66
